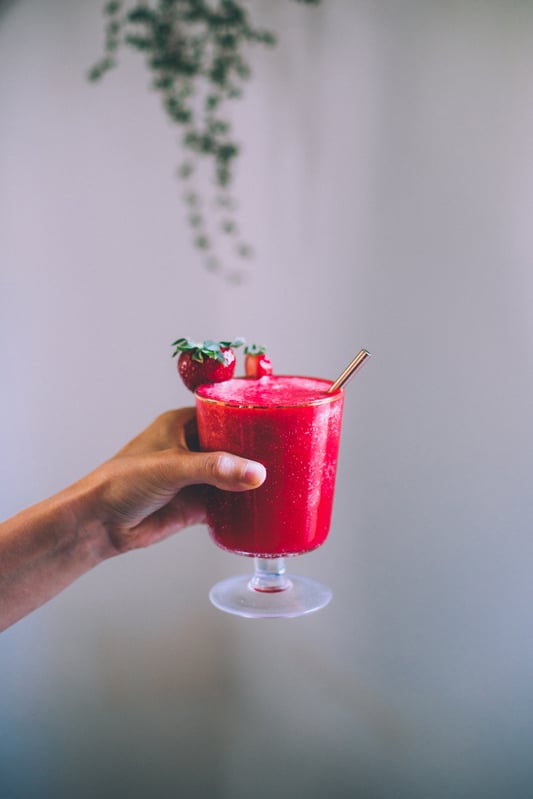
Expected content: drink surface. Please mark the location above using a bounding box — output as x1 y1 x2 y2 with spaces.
196 376 344 557
196 375 333 407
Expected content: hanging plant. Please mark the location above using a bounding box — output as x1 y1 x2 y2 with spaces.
88 0 320 283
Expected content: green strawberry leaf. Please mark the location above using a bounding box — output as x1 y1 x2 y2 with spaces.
171 336 245 360
244 343 266 355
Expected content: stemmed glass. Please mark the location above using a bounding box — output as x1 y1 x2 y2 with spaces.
195 351 369 619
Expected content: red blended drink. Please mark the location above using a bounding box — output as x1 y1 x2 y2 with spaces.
195 375 344 558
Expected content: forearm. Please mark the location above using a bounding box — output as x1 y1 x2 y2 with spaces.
0 408 266 632
0 479 113 632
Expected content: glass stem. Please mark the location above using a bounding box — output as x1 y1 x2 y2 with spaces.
249 557 292 593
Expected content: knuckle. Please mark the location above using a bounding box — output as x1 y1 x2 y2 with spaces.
206 452 235 482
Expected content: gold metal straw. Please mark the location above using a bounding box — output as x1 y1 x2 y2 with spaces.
328 349 371 393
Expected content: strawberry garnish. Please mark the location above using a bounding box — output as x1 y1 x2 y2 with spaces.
171 337 245 392
244 344 273 378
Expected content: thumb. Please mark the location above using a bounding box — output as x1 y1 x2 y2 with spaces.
176 450 266 492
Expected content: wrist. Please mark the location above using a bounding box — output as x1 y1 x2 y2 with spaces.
54 470 120 565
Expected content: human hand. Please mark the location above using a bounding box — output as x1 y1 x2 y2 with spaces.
84 408 266 555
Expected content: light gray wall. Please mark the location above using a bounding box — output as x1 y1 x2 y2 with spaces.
2 1 533 797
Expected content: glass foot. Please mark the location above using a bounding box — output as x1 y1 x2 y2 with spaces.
209 558 332 619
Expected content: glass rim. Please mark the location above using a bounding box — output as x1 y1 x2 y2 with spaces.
194 375 344 409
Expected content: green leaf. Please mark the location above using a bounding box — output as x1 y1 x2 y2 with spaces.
244 343 266 355
221 219 237 234
194 235 210 250
179 161 195 180
220 337 245 349
125 34 153 51
127 7 155 25
236 242 253 258
205 94 220 110
105 1 122 15
188 213 203 227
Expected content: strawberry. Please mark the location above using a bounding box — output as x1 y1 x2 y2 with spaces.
244 344 273 378
171 337 245 392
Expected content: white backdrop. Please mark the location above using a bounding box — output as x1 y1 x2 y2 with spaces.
2 1 533 797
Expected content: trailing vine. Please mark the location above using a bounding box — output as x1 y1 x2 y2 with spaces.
89 0 320 283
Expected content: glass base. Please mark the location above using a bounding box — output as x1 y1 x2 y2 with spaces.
209 557 332 619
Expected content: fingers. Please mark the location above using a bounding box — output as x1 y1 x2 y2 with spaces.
112 408 197 458
162 449 266 492
205 452 267 490
123 488 208 550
